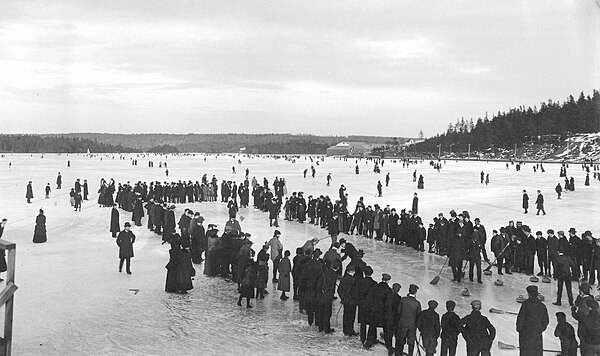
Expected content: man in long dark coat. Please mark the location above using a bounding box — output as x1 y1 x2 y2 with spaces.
522 190 529 214
110 206 120 237
317 260 338 333
338 265 358 336
356 266 376 345
364 273 392 350
26 181 34 203
395 284 421 356
461 300 495 356
300 250 324 328
83 179 88 200
116 222 135 274
516 285 549 356
56 172 62 189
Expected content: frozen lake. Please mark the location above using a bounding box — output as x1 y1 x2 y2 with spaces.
1 153 599 355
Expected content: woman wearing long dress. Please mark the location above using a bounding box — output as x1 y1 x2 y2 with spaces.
165 235 195 294
277 250 291 300
204 227 220 276
110 206 120 237
33 209 47 243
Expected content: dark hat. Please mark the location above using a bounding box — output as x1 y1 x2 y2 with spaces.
274 230 281 236
585 230 593 237
558 230 565 236
536 231 543 236
556 311 566 320
197 216 205 222
207 224 217 229
409 284 419 294
382 273 391 281
428 300 438 309
339 238 346 244
313 249 322 258
449 210 457 217
569 227 577 233
526 285 539 296
547 229 554 234
446 300 456 310
346 265 355 272
392 283 401 291
364 266 374 276
522 225 531 232
124 222 131 227
470 300 482 307
580 281 592 293
357 249 365 256
332 242 340 249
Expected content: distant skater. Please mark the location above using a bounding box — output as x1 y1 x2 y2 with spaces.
485 174 489 185
326 173 332 186
522 190 529 214
56 172 62 189
33 208 47 243
45 183 51 198
385 172 390 186
377 181 382 197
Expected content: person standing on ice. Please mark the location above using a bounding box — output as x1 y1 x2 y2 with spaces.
45 183 51 198
56 172 62 189
555 183 563 199
116 222 135 274
485 174 489 185
26 181 34 203
480 171 484 184
110 204 120 238
461 300 495 356
516 285 549 356
552 249 576 306
522 189 529 214
411 193 419 215
395 284 421 356
32 208 47 243
326 173 332 186
269 230 283 283
377 181 382 197
413 170 417 182
385 172 390 186
535 190 546 215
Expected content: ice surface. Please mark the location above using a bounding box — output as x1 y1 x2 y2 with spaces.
0 153 599 355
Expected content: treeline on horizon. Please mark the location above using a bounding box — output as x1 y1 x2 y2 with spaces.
0 134 135 153
43 133 402 154
415 90 600 153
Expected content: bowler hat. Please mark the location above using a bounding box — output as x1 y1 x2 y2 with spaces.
569 227 577 234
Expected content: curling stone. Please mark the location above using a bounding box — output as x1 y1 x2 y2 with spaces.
530 276 539 283
461 288 471 297
494 279 504 286
483 270 492 276
516 295 526 303
542 276 551 283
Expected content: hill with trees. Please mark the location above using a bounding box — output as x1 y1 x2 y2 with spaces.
412 90 599 159
0 134 135 153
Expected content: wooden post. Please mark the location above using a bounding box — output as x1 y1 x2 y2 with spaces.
4 248 15 356
0 239 17 356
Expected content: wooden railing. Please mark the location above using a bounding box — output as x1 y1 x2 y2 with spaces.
0 240 17 356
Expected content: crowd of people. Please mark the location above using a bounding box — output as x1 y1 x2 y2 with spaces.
18 155 600 355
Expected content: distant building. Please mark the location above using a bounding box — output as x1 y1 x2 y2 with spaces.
404 138 425 146
326 141 373 156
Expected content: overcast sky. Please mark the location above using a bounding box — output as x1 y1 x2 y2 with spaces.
0 1 598 137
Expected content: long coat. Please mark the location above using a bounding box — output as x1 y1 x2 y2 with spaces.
110 207 120 235
277 256 291 292
355 276 377 324
448 234 465 267
33 213 47 243
516 296 549 356
116 230 135 258
366 281 392 327
26 183 34 199
522 193 529 209
165 247 194 293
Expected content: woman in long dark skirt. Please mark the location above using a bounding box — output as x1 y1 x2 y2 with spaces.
238 262 257 308
165 235 195 294
204 227 220 276
33 209 47 243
